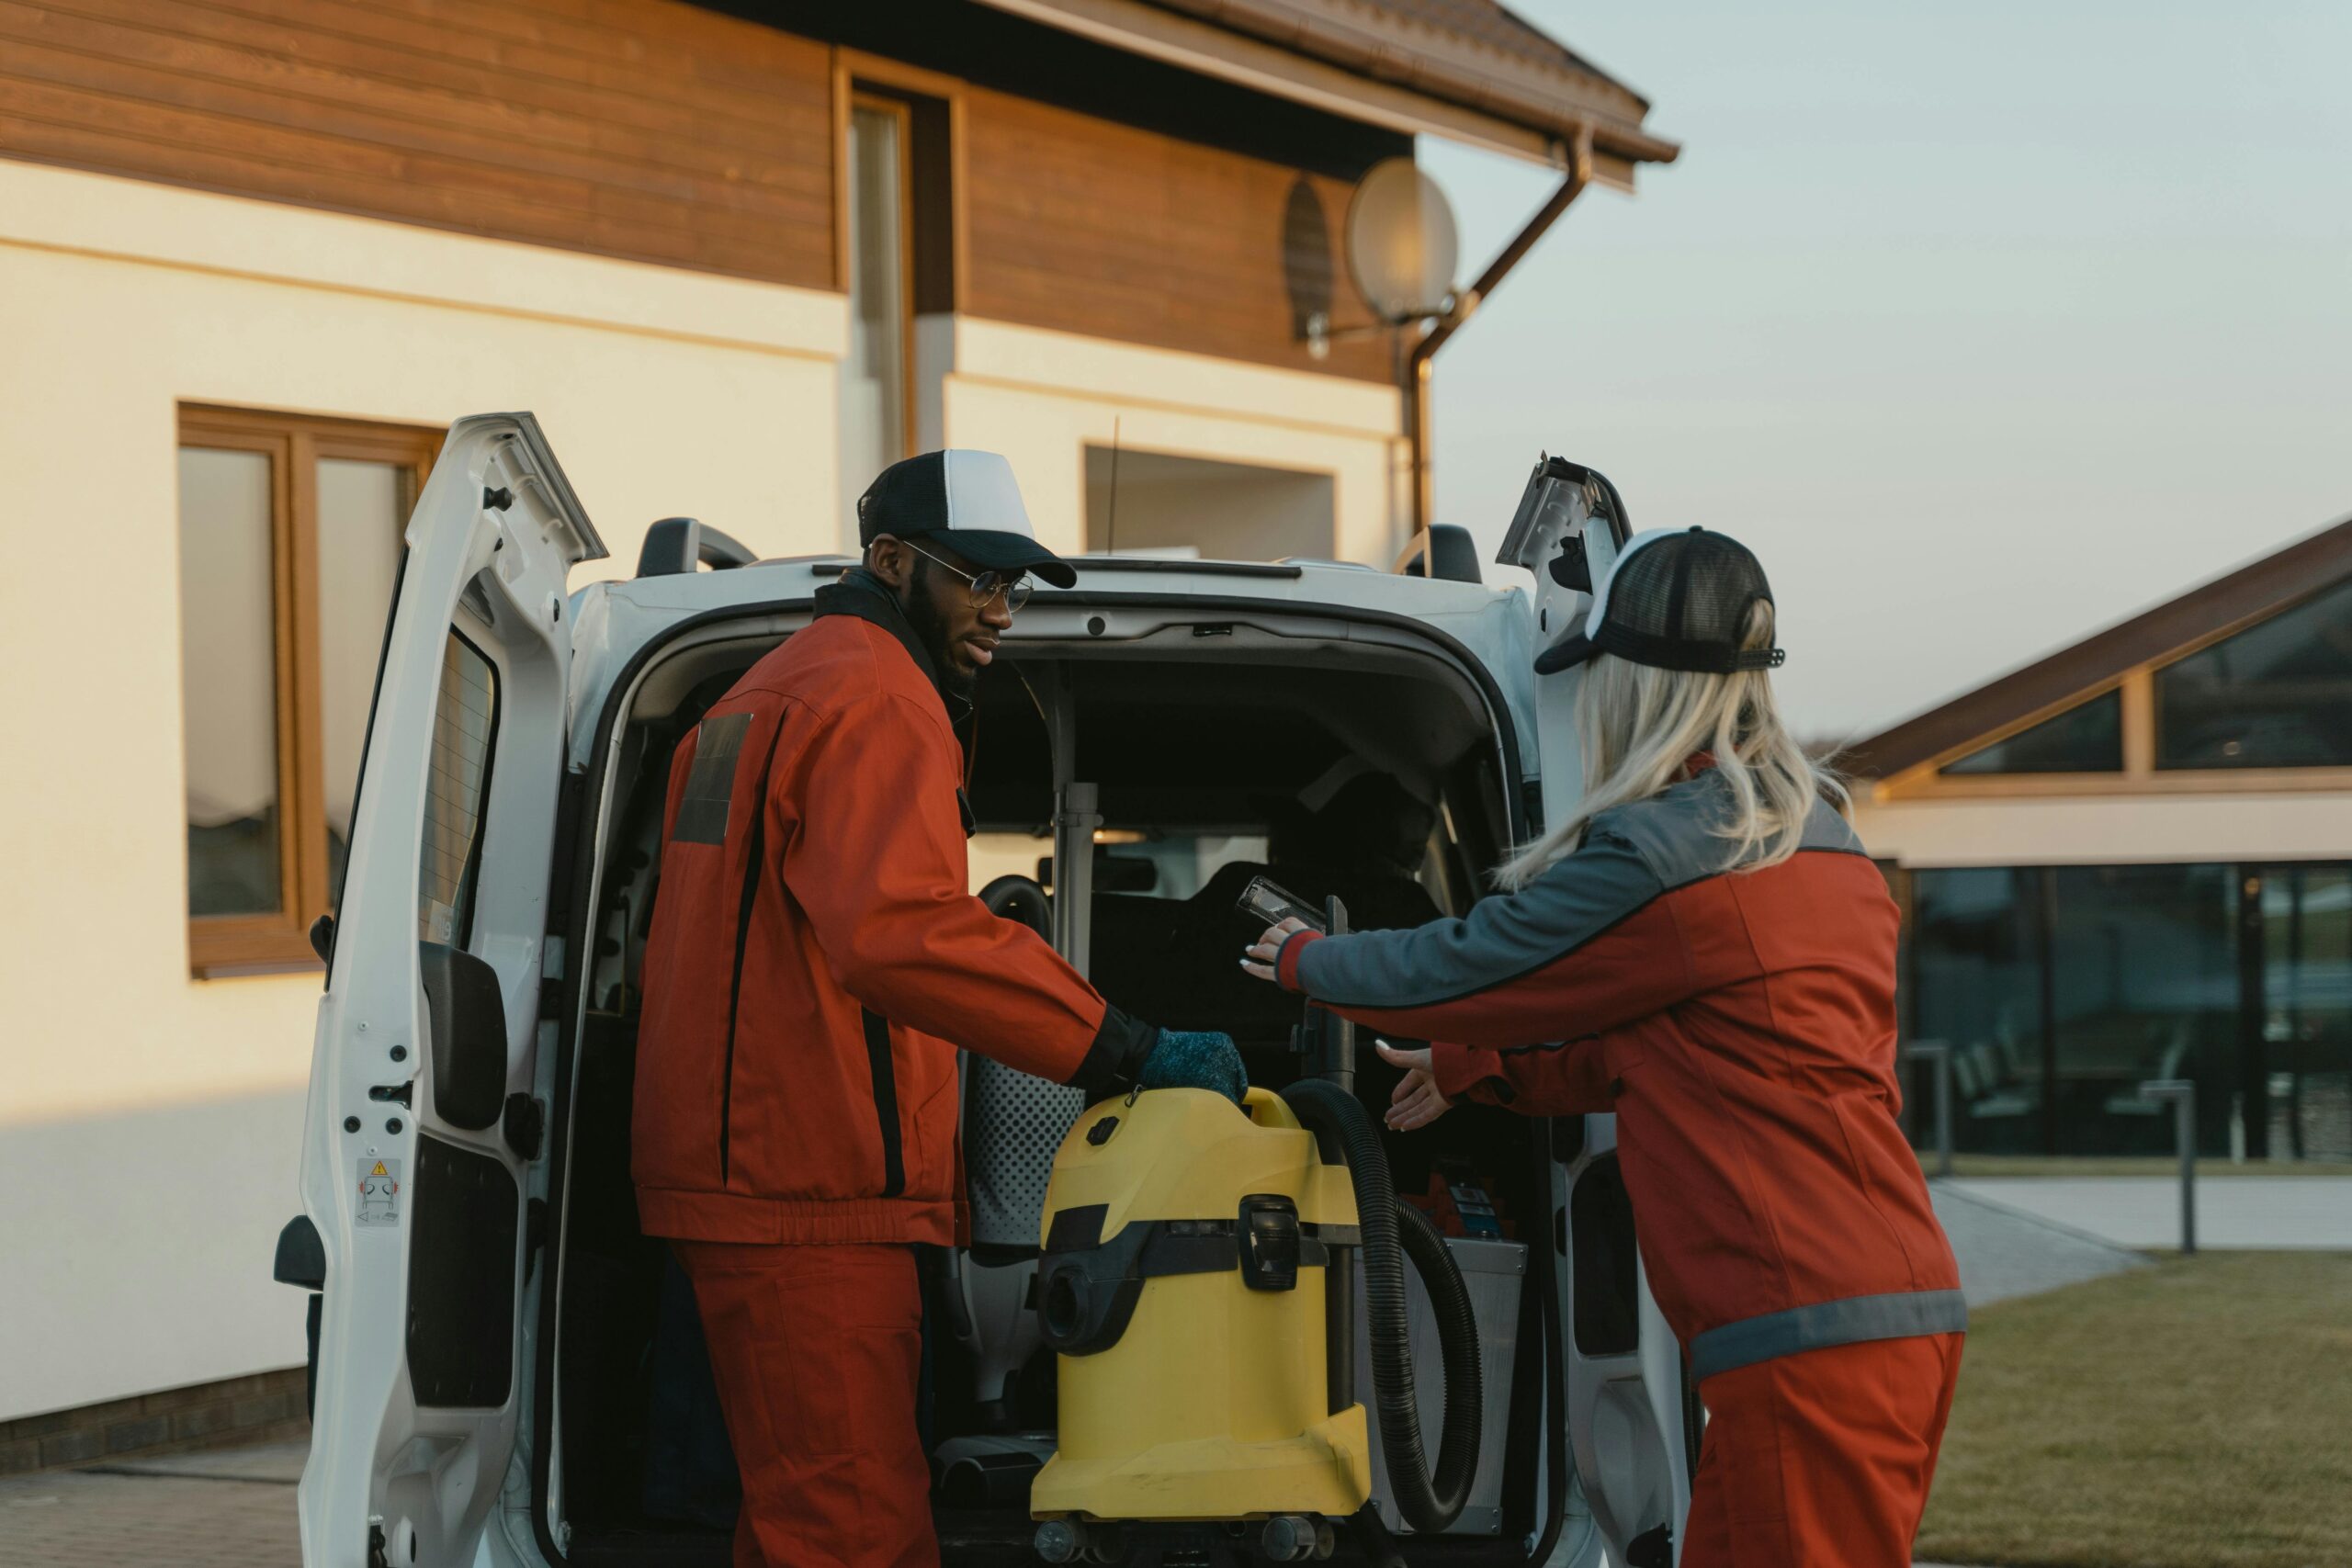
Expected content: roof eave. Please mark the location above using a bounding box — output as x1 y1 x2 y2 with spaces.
971 0 1678 179
1843 513 2352 782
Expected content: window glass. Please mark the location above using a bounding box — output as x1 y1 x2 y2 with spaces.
420 636 497 945
180 446 282 917
2049 865 2239 1156
1908 868 2046 1152
318 458 410 908
2155 579 2352 768
2260 865 2352 1161
1081 447 1337 561
840 101 908 546
1940 690 2121 774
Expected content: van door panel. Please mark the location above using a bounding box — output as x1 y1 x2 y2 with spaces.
1499 463 1692 1564
297 414 602 1568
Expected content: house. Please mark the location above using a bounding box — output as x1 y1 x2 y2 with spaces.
0 0 1675 1460
1847 516 2352 1165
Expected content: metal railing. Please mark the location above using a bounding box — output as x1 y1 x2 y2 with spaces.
1909 1041 1953 1179
2140 1078 2198 1255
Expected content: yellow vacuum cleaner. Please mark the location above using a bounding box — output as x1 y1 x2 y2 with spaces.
1031 908 1485 1568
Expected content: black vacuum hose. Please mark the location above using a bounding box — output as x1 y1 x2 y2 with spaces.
1281 1077 1482 1535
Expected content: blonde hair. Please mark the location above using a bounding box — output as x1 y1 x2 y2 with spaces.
1495 600 1848 890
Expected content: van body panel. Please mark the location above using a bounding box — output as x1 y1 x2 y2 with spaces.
310 417 1690 1568
298 415 598 1568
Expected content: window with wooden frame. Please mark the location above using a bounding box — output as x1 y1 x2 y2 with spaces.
1884 580 2352 801
177 406 443 976
840 89 917 538
835 54 961 548
2153 577 2352 769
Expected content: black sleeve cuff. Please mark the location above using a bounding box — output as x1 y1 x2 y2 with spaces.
1069 1006 1159 1097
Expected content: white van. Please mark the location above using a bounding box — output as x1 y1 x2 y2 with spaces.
282 413 1694 1568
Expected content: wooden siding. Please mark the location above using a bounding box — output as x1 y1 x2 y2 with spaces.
0 0 836 286
2 0 1404 380
961 85 1396 382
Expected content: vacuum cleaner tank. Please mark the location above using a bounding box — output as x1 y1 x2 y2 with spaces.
1030 1089 1371 1523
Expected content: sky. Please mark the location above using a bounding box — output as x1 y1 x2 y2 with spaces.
1417 0 2352 742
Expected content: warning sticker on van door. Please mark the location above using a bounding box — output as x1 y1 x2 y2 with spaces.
357 1159 402 1227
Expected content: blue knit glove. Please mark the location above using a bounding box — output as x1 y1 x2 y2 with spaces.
1136 1030 1247 1105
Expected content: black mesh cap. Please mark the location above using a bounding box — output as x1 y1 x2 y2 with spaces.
1534 525 1786 675
855 449 1078 588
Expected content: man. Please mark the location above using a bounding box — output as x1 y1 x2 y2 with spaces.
632 450 1226 1568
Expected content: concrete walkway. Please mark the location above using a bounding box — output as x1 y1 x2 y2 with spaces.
1928 1182 2147 1306
1945 1176 2352 1251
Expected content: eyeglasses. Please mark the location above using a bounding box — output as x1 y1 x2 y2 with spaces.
907 541 1034 612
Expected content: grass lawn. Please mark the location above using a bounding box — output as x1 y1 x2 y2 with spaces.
1918 1155 2352 1179
1917 1251 2352 1568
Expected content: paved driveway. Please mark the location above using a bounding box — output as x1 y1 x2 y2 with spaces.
1945 1176 2352 1250
0 1442 302 1567
1929 1182 2147 1305
0 1438 1994 1567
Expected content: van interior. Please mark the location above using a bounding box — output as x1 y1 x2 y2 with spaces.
541 613 1594 1566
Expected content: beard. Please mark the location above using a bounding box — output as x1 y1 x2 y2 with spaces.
903 556 978 701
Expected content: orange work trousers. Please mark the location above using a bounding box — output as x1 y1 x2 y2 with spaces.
673 1240 936 1568
1681 1331 1964 1568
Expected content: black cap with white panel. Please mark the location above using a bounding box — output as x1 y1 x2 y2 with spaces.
857 449 1078 589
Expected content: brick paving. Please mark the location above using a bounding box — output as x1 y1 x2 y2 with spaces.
0 1441 1996 1567
0 1442 303 1568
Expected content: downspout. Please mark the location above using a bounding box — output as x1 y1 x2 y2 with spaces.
1408 126 1596 534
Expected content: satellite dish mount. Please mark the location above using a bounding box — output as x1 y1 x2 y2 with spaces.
1306 158 1465 360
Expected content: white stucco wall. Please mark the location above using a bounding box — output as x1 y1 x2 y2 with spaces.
0 161 1413 1422
927 316 1407 567
0 160 847 1421
1853 790 2352 868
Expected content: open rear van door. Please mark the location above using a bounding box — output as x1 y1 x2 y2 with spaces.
296 414 603 1568
1498 457 1694 1565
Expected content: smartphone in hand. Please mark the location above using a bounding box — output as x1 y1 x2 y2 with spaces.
1237 875 1327 935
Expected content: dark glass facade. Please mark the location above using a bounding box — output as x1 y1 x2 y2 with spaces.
1940 689 2123 775
2155 578 2352 768
1905 861 2352 1159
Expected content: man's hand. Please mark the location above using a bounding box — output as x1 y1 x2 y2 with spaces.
1136 1030 1247 1105
1376 1040 1453 1131
1240 917 1311 983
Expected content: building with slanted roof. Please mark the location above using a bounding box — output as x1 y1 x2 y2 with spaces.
1846 516 2352 1164
0 0 1676 1460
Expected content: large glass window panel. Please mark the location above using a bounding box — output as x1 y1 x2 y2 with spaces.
1908 868 2047 1152
420 637 497 945
2048 864 2239 1156
2155 579 2352 768
180 446 282 917
1939 690 2122 775
317 458 410 909
840 101 909 546
2262 864 2352 1161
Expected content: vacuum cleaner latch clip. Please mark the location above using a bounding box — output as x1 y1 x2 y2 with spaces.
1238 1194 1302 1292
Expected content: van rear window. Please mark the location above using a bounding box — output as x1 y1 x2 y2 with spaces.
420 635 498 945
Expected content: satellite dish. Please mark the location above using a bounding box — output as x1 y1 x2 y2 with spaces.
1345 158 1461 323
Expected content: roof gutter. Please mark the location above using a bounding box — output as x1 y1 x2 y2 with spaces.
1408 127 1595 533
969 0 1676 175
1144 0 1677 164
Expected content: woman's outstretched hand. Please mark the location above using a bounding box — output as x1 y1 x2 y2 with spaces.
1239 917 1310 983
1376 1040 1453 1131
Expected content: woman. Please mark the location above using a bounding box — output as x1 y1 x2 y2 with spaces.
1244 526 1962 1568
